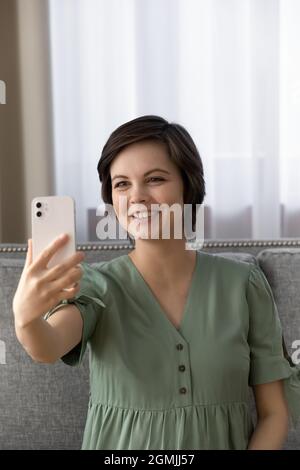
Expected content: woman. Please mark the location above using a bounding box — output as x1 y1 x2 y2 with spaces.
13 115 300 450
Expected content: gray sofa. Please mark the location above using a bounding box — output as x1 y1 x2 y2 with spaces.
0 239 300 450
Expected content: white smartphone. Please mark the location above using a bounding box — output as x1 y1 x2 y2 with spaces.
31 195 76 269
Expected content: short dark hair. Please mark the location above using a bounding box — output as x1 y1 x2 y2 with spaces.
97 115 206 233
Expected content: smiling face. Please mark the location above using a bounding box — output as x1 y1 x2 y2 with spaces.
110 140 185 240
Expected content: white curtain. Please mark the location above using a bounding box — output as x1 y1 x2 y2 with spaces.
49 0 300 243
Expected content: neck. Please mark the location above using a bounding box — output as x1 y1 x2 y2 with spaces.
129 238 197 285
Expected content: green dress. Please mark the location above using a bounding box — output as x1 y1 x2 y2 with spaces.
45 251 300 450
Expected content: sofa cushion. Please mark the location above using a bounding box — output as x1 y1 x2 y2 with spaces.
256 249 300 359
211 251 257 265
257 248 300 449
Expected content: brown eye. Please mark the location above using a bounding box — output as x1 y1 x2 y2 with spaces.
148 177 164 182
114 181 127 188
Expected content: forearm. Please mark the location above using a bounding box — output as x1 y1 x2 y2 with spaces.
247 414 289 450
15 316 61 364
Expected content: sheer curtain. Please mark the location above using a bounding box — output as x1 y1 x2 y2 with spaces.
49 0 300 243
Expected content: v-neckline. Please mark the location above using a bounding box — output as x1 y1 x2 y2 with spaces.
125 251 200 334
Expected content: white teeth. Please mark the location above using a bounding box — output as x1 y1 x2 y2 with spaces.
131 211 156 219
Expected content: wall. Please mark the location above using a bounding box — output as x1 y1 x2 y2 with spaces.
0 0 54 243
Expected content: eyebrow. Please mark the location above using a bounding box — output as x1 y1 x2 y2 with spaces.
111 168 171 182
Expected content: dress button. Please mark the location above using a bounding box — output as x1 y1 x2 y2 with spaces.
178 365 185 372
179 387 187 394
176 343 184 351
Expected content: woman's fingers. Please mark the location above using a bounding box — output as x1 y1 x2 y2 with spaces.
56 282 81 302
13 236 84 327
24 239 32 268
43 251 85 282
30 234 69 272
52 266 83 293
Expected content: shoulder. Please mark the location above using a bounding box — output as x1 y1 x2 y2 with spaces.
76 256 128 306
87 254 128 276
198 250 255 280
80 255 129 289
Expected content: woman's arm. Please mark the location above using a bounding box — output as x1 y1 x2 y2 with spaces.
15 304 83 364
247 380 289 450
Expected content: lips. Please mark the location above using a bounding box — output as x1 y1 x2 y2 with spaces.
131 212 152 219
129 209 159 218
128 212 161 229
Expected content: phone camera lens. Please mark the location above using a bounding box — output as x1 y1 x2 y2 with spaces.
36 202 42 208
36 211 42 217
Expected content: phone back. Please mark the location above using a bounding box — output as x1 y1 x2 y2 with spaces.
31 196 76 269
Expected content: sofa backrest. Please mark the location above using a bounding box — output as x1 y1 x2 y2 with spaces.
0 243 299 450
0 257 90 449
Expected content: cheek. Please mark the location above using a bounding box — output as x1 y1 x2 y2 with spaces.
112 193 118 213
112 193 129 227
160 182 184 205
112 192 125 215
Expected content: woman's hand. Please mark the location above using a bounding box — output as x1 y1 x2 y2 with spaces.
12 234 85 328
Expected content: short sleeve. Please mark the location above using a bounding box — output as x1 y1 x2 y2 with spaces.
44 261 106 366
247 265 300 428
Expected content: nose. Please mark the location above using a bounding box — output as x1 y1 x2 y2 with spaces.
128 182 149 205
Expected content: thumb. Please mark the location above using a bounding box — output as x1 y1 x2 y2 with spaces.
25 239 32 268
